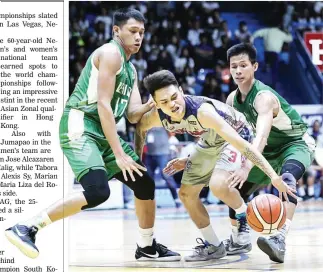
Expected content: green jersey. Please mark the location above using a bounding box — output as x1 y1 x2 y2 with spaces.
233 80 308 153
66 40 135 124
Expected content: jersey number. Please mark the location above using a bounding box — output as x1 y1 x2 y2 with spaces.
228 151 237 163
114 98 127 117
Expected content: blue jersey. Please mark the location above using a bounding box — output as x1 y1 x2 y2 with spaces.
157 95 252 147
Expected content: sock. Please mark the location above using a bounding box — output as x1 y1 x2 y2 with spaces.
22 211 52 230
200 224 220 246
234 202 247 219
277 219 292 238
231 225 238 243
231 225 238 234
138 227 154 248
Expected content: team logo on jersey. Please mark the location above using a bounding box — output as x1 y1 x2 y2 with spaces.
185 160 192 171
188 120 197 125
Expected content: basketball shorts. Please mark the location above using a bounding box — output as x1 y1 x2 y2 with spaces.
59 108 139 181
248 133 316 185
181 143 245 186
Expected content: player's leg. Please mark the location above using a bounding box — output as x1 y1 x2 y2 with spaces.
113 163 181 261
209 144 255 252
257 137 315 263
110 140 181 261
180 145 227 261
224 180 264 254
5 131 107 259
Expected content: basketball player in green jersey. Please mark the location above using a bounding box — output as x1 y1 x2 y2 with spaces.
223 43 316 263
5 8 180 261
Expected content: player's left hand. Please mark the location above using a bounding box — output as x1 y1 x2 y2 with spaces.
227 166 251 189
271 176 298 202
163 157 187 176
144 96 156 111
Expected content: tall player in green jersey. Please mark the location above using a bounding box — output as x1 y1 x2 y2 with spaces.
224 43 316 263
5 8 180 261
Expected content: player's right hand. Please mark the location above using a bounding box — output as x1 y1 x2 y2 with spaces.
163 157 188 176
271 176 298 202
115 153 147 182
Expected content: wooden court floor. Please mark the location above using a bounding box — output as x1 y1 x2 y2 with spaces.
69 200 323 272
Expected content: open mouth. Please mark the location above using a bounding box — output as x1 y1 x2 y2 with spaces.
171 106 179 113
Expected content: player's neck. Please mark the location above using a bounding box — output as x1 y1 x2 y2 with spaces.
238 78 255 98
113 38 132 61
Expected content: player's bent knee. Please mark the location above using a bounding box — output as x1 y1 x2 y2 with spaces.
209 179 228 197
79 169 111 210
133 172 155 200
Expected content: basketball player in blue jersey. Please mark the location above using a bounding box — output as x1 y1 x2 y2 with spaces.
135 70 296 261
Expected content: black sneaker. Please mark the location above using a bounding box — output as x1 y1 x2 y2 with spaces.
135 239 181 261
5 224 39 259
257 235 286 263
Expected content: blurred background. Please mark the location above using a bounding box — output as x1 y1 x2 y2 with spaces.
69 1 323 209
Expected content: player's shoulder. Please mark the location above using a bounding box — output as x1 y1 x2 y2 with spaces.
93 43 122 71
227 90 237 104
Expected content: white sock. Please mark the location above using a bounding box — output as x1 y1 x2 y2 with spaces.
277 219 292 238
137 227 154 248
200 224 220 246
23 211 52 230
234 202 247 217
232 225 238 233
231 225 238 243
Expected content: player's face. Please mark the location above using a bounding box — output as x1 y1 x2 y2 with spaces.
154 85 185 121
115 18 145 54
229 54 258 86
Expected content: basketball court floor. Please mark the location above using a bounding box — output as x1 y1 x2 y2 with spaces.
69 200 323 272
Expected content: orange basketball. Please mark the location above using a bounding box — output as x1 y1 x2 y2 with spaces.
247 194 286 234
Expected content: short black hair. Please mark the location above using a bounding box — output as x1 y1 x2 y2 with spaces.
113 8 146 27
227 43 257 64
143 70 179 97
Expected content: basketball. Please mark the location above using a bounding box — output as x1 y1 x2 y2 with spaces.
247 194 286 234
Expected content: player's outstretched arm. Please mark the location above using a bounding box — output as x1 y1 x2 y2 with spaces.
197 103 297 200
134 108 162 159
197 103 278 180
97 46 146 181
126 67 155 124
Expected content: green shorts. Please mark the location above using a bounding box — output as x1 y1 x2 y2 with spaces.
59 108 138 181
248 134 315 185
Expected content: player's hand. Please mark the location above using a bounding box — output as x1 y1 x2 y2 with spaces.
144 96 156 111
163 157 188 176
115 153 147 182
271 176 298 202
227 166 251 189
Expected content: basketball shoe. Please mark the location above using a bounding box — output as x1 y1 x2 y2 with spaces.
223 215 252 255
184 238 226 261
257 234 285 263
135 238 181 261
5 224 39 258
